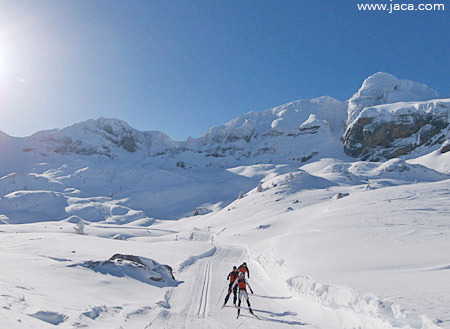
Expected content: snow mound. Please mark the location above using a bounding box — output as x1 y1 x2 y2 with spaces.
66 197 149 224
302 158 448 186
257 170 336 195
373 158 445 179
28 310 68 325
0 191 68 224
78 254 177 287
81 305 108 320
352 158 448 184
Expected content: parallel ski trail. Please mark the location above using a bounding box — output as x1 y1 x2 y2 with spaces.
197 250 215 317
147 242 312 328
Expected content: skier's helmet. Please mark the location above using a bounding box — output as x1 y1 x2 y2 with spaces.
243 262 247 266
233 266 237 270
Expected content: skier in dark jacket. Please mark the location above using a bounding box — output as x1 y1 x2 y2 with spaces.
232 272 254 317
237 262 249 278
223 266 239 307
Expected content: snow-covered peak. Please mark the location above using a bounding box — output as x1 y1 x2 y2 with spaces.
26 117 177 157
181 96 347 162
54 117 139 140
188 96 346 146
347 72 439 124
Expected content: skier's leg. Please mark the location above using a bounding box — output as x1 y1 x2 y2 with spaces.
223 283 232 306
233 285 238 305
247 296 253 314
237 292 242 316
223 292 230 305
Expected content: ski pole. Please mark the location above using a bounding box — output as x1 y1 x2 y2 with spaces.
216 282 228 306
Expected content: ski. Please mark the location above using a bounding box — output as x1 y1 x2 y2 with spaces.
236 311 258 320
249 310 258 319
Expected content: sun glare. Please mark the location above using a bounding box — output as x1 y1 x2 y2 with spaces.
0 35 12 77
0 48 10 78
0 52 5 73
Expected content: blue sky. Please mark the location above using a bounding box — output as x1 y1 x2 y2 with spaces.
0 0 448 140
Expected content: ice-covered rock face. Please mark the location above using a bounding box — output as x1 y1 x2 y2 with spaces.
440 139 450 154
343 99 450 160
347 72 439 125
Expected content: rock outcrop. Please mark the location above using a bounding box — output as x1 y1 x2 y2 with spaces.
439 140 450 154
80 254 176 285
343 100 450 160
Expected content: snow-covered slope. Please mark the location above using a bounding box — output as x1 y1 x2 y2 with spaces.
1 161 447 328
408 139 450 174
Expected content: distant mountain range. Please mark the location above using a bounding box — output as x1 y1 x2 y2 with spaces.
1 72 448 165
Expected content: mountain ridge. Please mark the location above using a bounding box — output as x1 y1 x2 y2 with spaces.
0 72 447 163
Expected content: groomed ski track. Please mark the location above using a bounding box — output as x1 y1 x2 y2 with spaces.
146 244 313 329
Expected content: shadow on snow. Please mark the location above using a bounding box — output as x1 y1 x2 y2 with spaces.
236 306 307 326
253 294 292 300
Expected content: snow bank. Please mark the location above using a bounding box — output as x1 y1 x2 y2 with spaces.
0 172 64 196
178 246 216 271
286 275 442 329
0 190 68 224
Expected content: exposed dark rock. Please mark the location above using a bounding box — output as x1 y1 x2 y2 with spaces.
334 192 349 199
193 207 212 216
301 152 319 162
344 104 449 160
440 140 450 154
109 254 147 266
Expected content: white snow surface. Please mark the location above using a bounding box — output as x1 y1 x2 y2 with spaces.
0 72 450 329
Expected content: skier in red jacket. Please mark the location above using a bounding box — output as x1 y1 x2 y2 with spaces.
223 266 239 307
237 262 250 278
231 272 254 317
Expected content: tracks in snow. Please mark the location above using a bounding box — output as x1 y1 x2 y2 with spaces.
197 246 239 318
197 248 217 317
149 243 312 328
